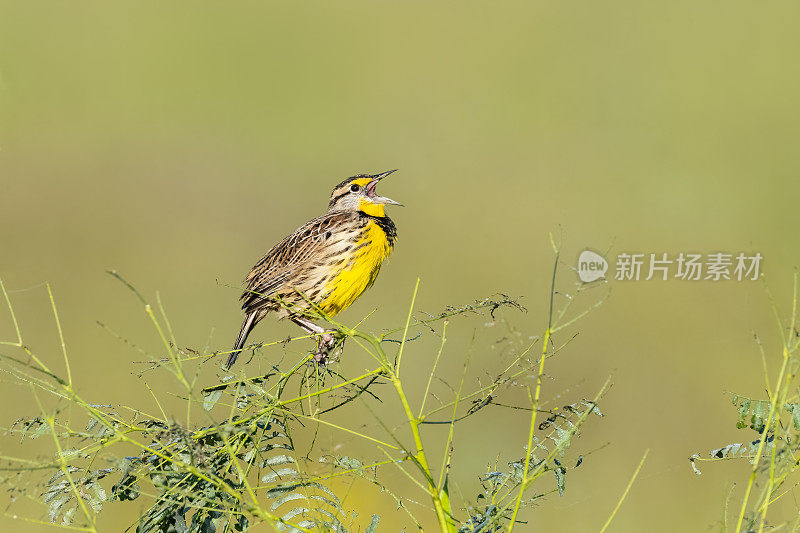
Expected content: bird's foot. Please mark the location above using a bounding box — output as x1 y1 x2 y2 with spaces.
314 330 343 364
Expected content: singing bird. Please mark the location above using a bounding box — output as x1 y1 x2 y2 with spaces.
225 170 401 369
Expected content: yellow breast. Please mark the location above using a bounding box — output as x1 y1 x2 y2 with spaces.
318 220 394 316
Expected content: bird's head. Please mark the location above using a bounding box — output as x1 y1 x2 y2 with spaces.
327 170 401 217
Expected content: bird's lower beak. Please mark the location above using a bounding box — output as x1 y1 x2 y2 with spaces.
370 195 402 206
366 169 403 206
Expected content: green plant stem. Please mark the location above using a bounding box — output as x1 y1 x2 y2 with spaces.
390 365 456 532
507 328 550 532
754 274 800 531
0 279 24 347
28 385 97 532
599 449 649 532
388 280 458 531
363 318 457 532
394 277 420 376
735 346 791 532
419 320 447 418
46 284 72 387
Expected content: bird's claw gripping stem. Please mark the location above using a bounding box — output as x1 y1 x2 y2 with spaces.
314 330 342 364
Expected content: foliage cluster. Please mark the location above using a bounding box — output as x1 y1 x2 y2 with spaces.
691 274 800 532
0 243 618 532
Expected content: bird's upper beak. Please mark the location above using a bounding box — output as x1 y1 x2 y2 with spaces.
365 169 402 206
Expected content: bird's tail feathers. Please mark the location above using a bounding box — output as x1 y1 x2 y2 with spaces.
225 313 257 369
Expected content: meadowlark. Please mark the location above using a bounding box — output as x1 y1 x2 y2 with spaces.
225 170 400 369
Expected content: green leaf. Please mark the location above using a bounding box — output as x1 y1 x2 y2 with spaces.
203 389 223 411
61 506 76 527
365 515 380 533
554 462 566 496
784 403 800 430
234 514 249 532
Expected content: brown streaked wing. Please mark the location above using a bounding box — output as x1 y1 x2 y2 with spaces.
240 211 358 313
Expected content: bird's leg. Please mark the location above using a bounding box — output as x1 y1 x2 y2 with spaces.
291 317 338 363
291 316 334 344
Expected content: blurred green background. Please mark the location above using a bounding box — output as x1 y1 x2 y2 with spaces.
2 1 800 531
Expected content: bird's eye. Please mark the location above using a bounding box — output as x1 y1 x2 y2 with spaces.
350 184 360 192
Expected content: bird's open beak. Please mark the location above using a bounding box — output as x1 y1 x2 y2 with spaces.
366 169 402 206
